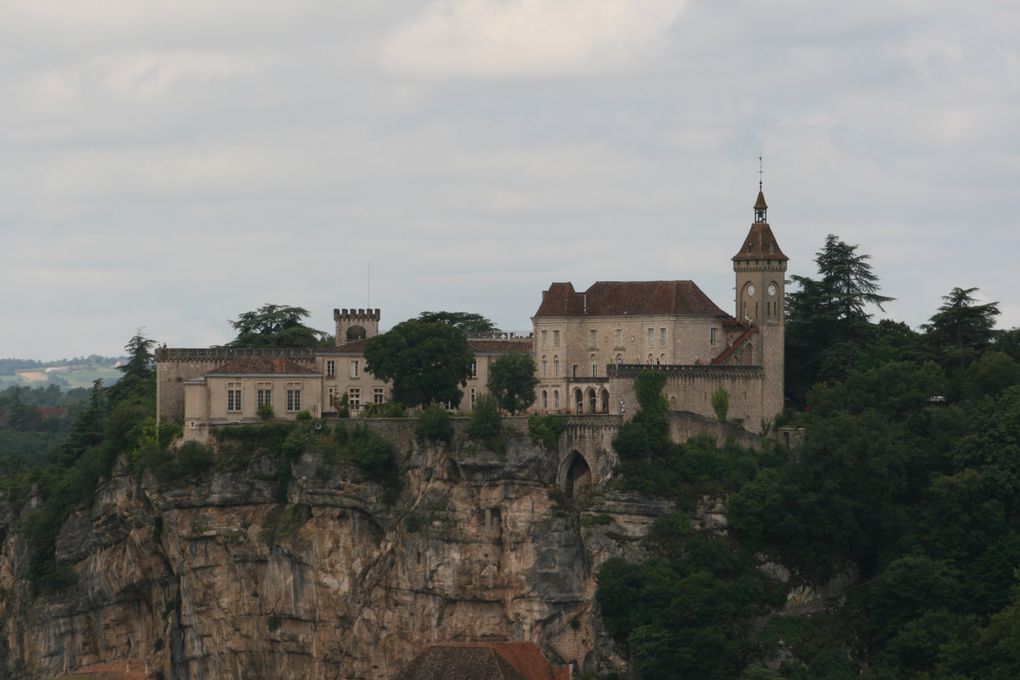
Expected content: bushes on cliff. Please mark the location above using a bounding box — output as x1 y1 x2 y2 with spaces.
416 405 453 445
344 425 400 492
613 371 669 459
528 414 565 450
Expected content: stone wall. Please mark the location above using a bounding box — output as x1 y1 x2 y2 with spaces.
608 364 771 426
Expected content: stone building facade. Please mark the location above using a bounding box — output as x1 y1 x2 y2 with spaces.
531 189 787 426
156 309 532 438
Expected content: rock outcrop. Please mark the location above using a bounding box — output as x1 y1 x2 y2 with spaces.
0 433 673 679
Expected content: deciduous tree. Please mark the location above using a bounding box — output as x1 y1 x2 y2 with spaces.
487 351 537 414
363 321 473 408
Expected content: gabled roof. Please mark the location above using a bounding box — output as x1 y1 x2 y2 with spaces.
535 280 730 319
206 357 319 376
394 642 567 680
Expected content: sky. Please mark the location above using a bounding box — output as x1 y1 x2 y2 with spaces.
2 1 1018 360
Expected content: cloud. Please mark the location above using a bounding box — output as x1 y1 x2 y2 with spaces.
381 0 688 77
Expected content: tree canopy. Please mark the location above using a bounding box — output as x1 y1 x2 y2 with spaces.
227 304 330 348
363 320 474 408
486 351 538 414
415 311 499 334
922 286 999 369
785 234 894 404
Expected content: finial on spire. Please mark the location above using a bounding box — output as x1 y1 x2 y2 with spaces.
754 154 768 223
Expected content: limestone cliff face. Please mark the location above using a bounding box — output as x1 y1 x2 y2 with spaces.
0 434 673 679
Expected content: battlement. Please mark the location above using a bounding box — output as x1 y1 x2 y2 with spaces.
155 347 318 362
333 308 381 321
607 363 765 379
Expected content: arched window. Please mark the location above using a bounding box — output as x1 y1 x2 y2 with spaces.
553 390 560 409
553 355 560 377
541 390 548 409
590 354 597 377
541 355 548 377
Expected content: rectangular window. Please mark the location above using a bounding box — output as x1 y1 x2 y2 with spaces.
541 330 547 346
257 383 272 408
349 387 361 412
660 328 667 345
553 330 560 348
350 360 360 378
471 361 478 378
326 360 336 377
327 387 337 408
227 382 242 413
373 387 384 404
286 383 302 412
615 329 623 347
647 328 655 344
590 330 597 348
710 327 718 345
572 364 578 378
470 388 477 408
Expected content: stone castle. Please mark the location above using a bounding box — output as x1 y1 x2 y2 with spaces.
156 189 787 436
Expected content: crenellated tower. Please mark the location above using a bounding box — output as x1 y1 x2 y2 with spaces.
333 308 381 346
732 187 788 419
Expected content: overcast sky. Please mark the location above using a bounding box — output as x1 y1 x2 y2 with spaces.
2 1 1018 360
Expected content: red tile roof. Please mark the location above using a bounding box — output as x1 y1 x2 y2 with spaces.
468 338 534 354
394 642 568 680
535 280 730 319
206 357 319 376
325 338 533 355
711 325 759 365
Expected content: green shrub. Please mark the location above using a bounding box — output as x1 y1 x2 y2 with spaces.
528 414 565 450
468 394 502 441
416 405 453 445
361 401 406 418
712 386 730 423
295 409 312 422
634 371 668 412
157 422 183 448
257 403 274 421
345 425 400 491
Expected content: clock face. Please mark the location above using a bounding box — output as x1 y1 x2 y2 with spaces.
768 284 777 297
746 284 756 297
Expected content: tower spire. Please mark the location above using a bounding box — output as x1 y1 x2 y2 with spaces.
754 154 768 223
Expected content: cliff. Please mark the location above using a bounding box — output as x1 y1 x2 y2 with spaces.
0 427 673 679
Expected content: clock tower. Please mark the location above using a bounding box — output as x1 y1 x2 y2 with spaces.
732 187 788 419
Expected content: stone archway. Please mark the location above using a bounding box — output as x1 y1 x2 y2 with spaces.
346 325 367 341
573 388 584 414
599 389 610 413
560 451 592 499
585 388 597 414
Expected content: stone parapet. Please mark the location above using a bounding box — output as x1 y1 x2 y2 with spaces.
155 347 318 362
608 363 764 379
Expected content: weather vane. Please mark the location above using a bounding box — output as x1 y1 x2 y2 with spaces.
758 153 764 191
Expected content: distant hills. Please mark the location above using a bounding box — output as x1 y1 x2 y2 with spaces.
0 356 125 389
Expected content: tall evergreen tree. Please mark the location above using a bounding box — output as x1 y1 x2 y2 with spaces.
227 304 328 348
786 234 894 404
922 287 999 369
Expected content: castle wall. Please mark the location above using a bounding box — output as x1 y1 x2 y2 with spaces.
608 364 773 428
